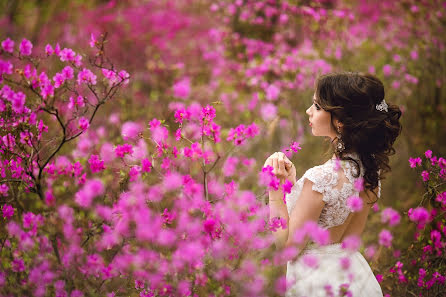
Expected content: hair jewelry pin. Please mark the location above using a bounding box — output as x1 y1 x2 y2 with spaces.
376 99 388 112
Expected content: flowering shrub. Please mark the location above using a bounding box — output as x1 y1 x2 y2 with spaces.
377 151 446 296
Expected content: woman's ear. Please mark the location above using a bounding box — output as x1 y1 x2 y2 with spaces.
333 118 344 129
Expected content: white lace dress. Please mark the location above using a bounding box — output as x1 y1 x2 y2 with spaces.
285 153 383 297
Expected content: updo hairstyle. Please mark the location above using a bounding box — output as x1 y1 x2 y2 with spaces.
315 72 402 201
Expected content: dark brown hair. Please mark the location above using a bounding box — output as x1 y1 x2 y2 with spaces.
315 72 402 201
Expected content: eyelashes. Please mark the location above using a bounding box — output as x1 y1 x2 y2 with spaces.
314 103 321 110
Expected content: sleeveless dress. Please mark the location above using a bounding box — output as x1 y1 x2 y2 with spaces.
285 153 383 297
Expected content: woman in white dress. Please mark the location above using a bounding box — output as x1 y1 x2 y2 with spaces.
264 72 402 297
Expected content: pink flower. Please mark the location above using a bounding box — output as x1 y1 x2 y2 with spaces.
78 117 90 131
183 142 203 161
74 55 83 67
201 105 216 123
68 95 85 109
265 84 280 101
284 141 302 157
77 68 97 85
436 191 446 207
408 207 430 227
365 245 376 259
311 225 330 246
151 125 169 143
129 166 141 182
70 290 84 297
141 158 152 173
391 80 400 89
0 184 9 197
376 274 383 283
282 180 293 194
302 254 319 268
421 170 430 181
45 190 55 206
222 157 238 177
59 48 76 62
245 123 260 138
333 158 341 171
382 64 392 76
203 217 216 234
175 128 182 140
118 70 130 85
53 72 65 88
408 157 422 168
115 144 133 158
173 77 190 99
354 178 364 191
339 257 351 270
149 118 161 129
260 103 277 121
174 108 190 124
45 44 54 55
162 172 183 190
2 204 14 219
11 91 26 113
378 229 393 248
227 123 259 146
1 38 14 53
19 38 33 56
62 66 74 80
425 150 433 159
259 165 280 191
347 196 363 212
381 207 401 226
0 60 13 77
405 74 418 84
290 141 301 153
88 155 105 173
89 33 97 48
11 258 25 272
269 217 287 232
341 235 361 251
40 82 54 99
121 121 143 141
74 179 104 208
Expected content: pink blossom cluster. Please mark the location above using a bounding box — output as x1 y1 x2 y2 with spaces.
389 261 407 283
380 207 401 226
292 221 330 246
408 207 430 229
226 123 260 146
259 165 280 191
88 154 106 173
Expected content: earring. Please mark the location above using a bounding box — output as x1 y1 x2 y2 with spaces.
335 126 345 153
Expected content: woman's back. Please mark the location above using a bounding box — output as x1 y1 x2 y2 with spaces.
285 152 381 244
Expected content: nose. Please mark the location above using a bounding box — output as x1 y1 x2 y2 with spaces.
306 105 311 116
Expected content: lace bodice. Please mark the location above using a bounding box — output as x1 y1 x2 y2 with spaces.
285 153 381 229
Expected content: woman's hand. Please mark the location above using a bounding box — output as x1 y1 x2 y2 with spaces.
264 152 297 185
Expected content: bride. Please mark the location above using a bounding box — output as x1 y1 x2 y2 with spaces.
264 72 402 297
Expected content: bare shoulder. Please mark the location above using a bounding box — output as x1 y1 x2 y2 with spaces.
360 186 380 205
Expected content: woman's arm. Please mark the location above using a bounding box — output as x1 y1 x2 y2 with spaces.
269 187 290 249
269 178 325 252
285 178 325 255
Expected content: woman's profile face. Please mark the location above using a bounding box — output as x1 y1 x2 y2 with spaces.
306 94 337 140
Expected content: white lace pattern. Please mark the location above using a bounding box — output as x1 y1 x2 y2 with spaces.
285 153 381 229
